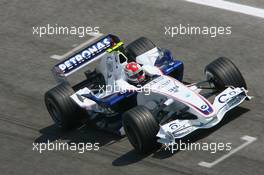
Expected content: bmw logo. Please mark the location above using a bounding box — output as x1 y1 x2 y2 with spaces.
201 105 208 110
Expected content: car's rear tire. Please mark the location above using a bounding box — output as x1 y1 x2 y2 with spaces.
44 82 83 130
122 106 160 154
205 57 247 90
125 37 156 61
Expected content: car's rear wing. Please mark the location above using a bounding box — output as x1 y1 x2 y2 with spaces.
52 34 121 82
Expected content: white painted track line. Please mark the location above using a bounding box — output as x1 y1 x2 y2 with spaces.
185 0 264 19
50 32 103 60
198 135 257 168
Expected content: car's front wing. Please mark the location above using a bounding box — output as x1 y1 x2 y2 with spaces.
156 87 251 145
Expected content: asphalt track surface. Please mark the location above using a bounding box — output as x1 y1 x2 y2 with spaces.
0 0 264 175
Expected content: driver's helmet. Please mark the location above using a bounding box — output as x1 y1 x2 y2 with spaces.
124 62 145 84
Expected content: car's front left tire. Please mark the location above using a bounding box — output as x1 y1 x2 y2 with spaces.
205 57 247 90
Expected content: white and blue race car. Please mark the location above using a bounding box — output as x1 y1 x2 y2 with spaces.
45 34 251 154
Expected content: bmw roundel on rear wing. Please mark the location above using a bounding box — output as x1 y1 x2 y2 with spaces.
52 34 121 83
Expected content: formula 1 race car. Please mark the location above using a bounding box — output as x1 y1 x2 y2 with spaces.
44 34 250 154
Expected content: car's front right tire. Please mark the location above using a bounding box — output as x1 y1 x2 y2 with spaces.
122 106 160 154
